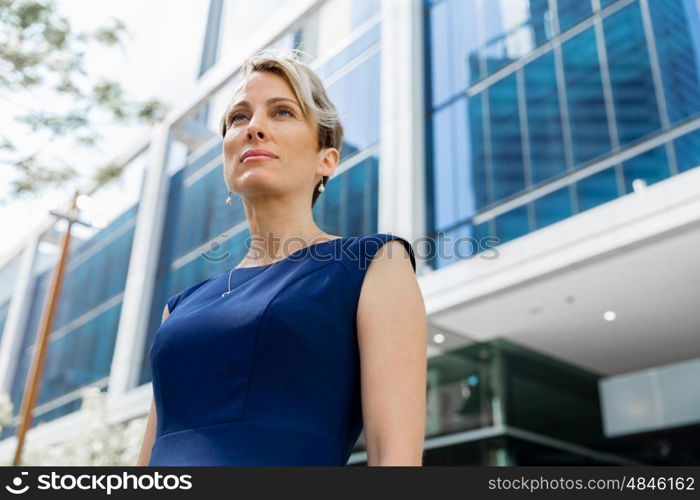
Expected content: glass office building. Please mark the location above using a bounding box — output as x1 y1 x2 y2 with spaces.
425 0 700 267
0 0 698 465
0 206 139 440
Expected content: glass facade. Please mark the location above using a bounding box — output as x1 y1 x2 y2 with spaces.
0 252 22 348
350 338 699 465
425 0 700 269
1 205 138 438
351 339 631 465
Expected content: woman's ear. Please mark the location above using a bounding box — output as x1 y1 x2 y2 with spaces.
318 147 339 177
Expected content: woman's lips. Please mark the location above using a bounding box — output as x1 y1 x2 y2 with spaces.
242 155 277 163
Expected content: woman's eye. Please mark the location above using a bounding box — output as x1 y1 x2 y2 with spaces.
229 107 294 125
276 107 295 117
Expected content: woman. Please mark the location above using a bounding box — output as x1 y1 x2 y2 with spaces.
137 48 427 466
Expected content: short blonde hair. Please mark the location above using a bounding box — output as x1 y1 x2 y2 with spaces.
219 47 344 207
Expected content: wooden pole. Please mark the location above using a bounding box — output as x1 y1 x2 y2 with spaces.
12 190 79 466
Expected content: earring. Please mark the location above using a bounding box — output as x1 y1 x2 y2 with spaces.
225 191 232 206
318 180 325 193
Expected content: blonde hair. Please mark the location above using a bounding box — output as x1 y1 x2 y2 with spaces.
219 47 344 207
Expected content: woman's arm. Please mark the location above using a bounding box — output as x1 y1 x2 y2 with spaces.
135 397 158 466
357 240 427 466
135 304 169 466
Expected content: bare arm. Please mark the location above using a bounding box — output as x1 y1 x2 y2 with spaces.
135 304 169 466
357 240 427 466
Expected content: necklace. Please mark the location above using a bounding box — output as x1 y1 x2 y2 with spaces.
220 233 338 298
220 256 280 297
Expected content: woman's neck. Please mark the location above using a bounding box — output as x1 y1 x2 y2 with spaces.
238 228 337 267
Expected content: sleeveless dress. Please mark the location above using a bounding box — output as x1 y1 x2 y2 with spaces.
148 233 417 466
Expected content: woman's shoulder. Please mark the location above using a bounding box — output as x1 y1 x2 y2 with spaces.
166 274 217 313
339 232 416 277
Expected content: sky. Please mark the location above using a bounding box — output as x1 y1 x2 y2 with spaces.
0 0 210 266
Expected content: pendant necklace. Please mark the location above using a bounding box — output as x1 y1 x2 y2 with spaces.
220 255 282 297
220 234 338 298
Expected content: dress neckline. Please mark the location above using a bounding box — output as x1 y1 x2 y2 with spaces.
232 236 346 271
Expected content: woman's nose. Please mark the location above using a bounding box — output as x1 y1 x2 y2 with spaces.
246 128 265 140
245 112 268 140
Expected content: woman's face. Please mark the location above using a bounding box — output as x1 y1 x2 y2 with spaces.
222 71 336 202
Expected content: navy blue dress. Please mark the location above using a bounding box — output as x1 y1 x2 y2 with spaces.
148 233 416 466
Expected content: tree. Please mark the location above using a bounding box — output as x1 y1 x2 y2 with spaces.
0 0 169 205
0 388 147 466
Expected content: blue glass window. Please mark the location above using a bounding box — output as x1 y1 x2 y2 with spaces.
649 0 700 123
30 209 136 334
534 186 572 229
673 129 700 173
11 302 121 426
322 169 343 233
495 204 530 244
576 166 619 212
482 0 554 77
423 0 700 267
427 0 480 107
469 94 490 210
347 160 367 236
431 97 483 230
562 28 611 166
604 1 661 145
326 51 380 159
433 223 492 269
488 73 526 201
314 158 378 237
557 0 592 33
316 23 380 81
435 226 473 268
183 141 220 178
622 146 670 193
524 51 567 184
178 158 248 261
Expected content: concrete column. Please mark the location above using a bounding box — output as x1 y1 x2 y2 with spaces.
108 124 172 405
379 0 427 273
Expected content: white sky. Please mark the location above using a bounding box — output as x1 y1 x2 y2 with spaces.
0 0 209 265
